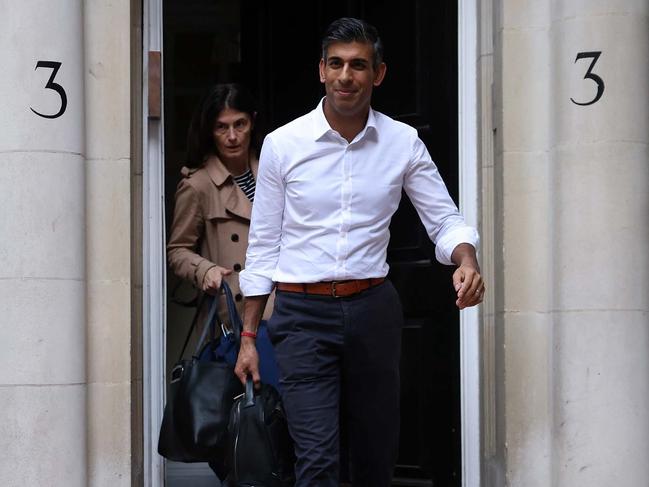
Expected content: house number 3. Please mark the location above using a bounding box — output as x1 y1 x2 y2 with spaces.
571 51 605 106
30 61 68 119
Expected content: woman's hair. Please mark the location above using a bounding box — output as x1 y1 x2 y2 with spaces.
321 17 383 69
185 83 260 167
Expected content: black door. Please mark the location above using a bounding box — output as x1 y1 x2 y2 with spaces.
164 1 461 485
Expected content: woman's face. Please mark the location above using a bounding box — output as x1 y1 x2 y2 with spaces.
212 108 253 162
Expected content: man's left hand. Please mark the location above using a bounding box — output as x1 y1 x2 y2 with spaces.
453 264 484 309
450 243 484 309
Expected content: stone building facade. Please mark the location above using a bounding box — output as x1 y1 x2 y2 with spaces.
0 0 646 486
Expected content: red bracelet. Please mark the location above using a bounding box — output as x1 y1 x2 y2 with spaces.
241 331 257 339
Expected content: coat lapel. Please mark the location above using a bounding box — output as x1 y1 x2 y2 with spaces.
204 155 254 221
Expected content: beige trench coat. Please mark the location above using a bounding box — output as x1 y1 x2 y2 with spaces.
167 154 274 328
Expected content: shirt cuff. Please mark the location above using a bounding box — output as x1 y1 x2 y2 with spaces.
239 268 275 296
435 226 480 265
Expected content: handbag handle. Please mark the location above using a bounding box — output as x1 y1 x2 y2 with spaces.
191 281 243 359
244 376 255 407
221 280 243 339
192 295 221 359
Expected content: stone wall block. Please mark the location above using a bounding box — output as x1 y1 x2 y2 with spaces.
0 385 86 487
552 144 649 311
84 0 131 161
552 15 649 147
502 311 553 487
0 152 85 279
0 279 85 385
87 279 131 384
501 29 551 152
502 152 552 312
502 0 549 29
87 382 131 487
552 310 649 485
552 0 649 21
0 0 84 153
86 159 131 280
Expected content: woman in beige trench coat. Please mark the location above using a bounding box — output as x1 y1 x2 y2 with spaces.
167 83 276 485
167 83 273 328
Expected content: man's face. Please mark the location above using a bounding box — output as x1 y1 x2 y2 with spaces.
319 41 386 119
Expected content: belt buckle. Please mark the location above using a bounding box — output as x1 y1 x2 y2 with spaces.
331 281 340 298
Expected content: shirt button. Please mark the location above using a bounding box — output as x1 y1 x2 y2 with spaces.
235 293 243 302
233 263 242 272
231 233 239 242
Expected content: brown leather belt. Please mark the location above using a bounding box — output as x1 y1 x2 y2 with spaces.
276 278 385 298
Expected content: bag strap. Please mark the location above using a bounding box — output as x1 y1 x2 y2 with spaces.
177 293 212 362
189 281 244 358
191 296 220 358
221 280 243 342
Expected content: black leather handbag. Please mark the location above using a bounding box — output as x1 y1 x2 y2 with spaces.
158 287 243 463
226 378 295 486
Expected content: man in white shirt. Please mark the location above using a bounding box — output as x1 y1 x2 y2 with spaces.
236 17 484 487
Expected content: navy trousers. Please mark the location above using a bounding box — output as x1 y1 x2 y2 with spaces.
267 280 403 487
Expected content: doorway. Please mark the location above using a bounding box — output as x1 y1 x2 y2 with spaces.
161 1 464 485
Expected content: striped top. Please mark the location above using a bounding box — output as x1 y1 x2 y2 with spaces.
233 168 256 202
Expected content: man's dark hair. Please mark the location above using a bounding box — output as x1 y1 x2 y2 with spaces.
321 17 384 69
185 83 261 167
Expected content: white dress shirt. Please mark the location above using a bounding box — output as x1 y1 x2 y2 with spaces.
239 99 479 296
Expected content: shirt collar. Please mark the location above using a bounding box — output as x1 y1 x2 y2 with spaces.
312 97 378 142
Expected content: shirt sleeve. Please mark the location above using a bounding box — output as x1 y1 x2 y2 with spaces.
403 134 479 265
239 136 286 296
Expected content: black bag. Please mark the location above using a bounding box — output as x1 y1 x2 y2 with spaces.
226 378 296 486
158 291 243 462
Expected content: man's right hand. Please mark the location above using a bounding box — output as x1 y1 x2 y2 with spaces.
234 337 260 387
235 294 270 388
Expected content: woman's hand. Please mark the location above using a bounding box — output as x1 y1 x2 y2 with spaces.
201 265 233 294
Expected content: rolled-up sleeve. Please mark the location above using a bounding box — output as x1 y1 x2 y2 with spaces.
404 135 479 265
240 136 286 296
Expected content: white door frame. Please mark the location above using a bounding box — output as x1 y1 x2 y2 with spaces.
141 2 482 486
142 0 166 485
458 0 482 486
